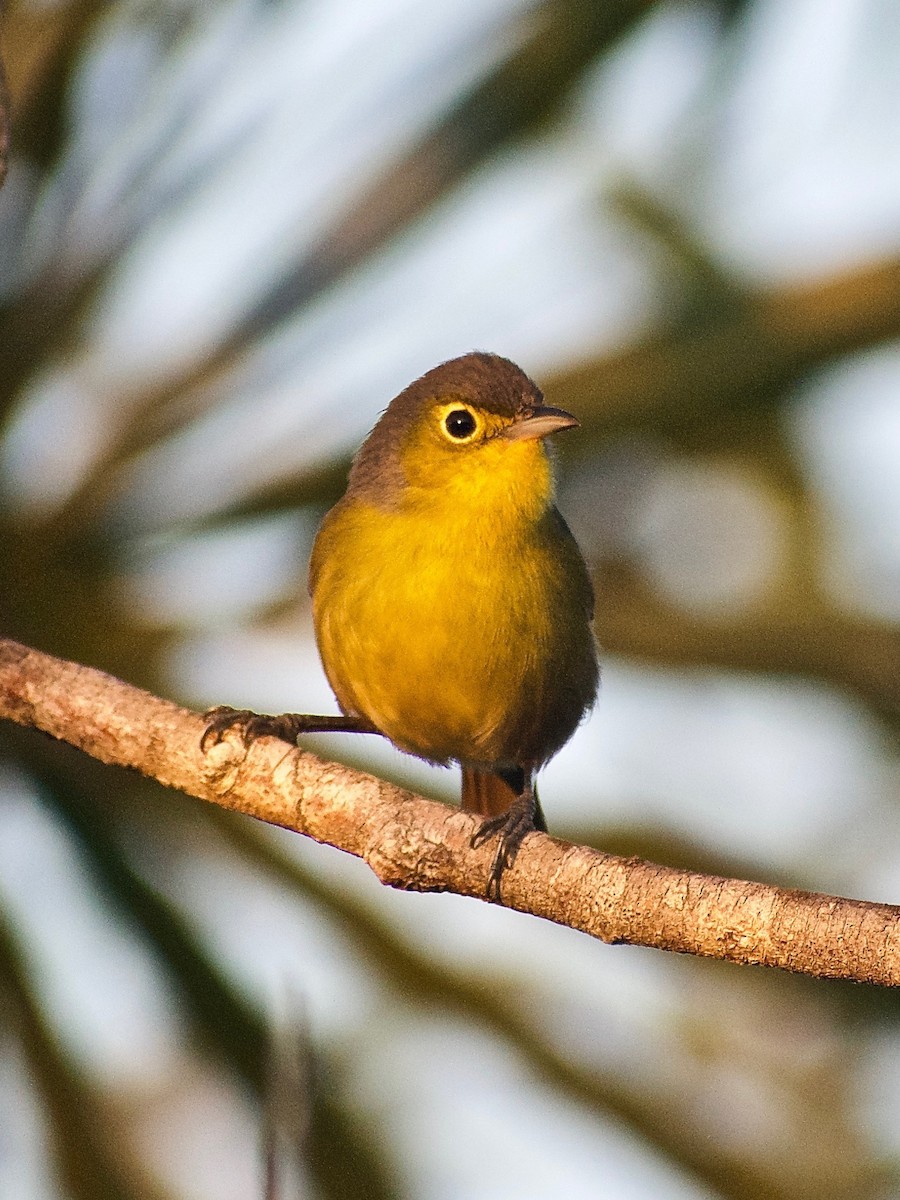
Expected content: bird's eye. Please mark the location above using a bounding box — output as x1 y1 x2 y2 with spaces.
444 408 477 440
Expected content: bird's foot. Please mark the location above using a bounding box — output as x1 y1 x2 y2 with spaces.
200 707 309 751
470 790 540 901
200 707 378 752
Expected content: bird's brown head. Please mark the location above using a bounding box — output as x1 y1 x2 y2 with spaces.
347 352 578 518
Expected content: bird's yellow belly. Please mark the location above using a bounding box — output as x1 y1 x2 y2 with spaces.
311 500 590 769
314 548 519 763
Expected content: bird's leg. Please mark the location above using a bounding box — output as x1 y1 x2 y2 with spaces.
470 775 540 901
200 706 380 752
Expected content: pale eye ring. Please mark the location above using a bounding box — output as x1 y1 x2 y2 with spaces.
444 408 477 440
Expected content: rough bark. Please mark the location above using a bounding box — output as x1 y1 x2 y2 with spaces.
2 637 898 985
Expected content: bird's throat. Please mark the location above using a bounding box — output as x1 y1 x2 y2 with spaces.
403 435 555 528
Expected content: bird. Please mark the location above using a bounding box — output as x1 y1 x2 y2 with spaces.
203 352 599 897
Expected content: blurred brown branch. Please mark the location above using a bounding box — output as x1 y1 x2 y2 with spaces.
547 256 900 433
3 636 900 987
598 563 900 730
1 0 107 167
0 49 9 191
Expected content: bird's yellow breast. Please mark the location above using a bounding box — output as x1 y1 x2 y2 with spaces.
309 436 596 769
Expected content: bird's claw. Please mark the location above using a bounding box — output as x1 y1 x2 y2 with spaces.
470 797 537 901
200 706 307 752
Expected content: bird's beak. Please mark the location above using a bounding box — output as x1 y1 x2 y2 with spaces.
505 405 580 441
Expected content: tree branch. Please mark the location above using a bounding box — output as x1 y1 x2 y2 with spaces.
2 636 898 986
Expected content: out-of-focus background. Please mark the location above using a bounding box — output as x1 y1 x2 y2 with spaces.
2 1 900 1197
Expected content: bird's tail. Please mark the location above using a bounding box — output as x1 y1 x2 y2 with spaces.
460 766 547 832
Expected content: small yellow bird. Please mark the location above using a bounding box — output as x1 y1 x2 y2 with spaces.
204 353 598 895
